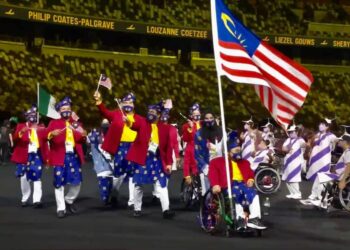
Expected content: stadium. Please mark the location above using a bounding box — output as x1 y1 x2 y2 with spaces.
0 0 349 127
0 1 350 250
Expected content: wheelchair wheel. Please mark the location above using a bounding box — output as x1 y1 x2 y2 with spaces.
199 190 226 234
339 179 350 212
180 176 201 209
255 166 281 194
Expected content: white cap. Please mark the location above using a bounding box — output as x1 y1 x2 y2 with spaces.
324 117 336 124
242 116 254 124
101 118 109 125
287 124 297 132
261 119 273 128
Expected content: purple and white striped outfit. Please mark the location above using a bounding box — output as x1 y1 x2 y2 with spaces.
310 149 350 199
282 137 305 183
306 132 337 181
242 132 254 164
251 149 270 171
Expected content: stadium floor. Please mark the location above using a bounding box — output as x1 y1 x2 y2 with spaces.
0 162 349 250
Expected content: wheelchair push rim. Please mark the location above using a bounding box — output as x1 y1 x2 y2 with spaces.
255 167 281 194
180 178 201 208
199 190 226 234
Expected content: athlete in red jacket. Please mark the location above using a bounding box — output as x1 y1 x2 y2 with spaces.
11 105 48 208
125 103 175 219
47 97 87 218
208 132 266 230
182 103 201 183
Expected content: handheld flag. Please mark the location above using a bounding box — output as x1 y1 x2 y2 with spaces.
97 74 112 90
211 0 314 129
37 84 60 119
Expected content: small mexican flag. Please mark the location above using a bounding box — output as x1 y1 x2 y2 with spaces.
38 84 60 119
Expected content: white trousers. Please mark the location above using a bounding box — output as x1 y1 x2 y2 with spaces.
112 175 124 191
20 176 42 203
286 182 301 196
55 184 81 212
310 172 337 199
171 151 177 171
134 180 169 212
235 195 261 219
128 178 135 206
199 173 210 196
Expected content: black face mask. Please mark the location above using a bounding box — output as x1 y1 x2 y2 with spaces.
60 111 72 120
192 115 201 121
122 105 134 113
160 116 169 122
204 120 215 127
231 152 242 161
26 115 37 124
147 113 158 123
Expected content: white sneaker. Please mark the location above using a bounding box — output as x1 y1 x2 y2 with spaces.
310 199 327 209
300 199 313 205
308 194 317 200
286 194 294 199
291 194 302 200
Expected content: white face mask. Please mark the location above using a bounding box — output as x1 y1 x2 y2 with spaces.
263 127 269 133
319 123 327 132
289 131 297 139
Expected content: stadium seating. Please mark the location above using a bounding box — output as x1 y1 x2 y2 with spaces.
1 0 349 37
0 41 349 127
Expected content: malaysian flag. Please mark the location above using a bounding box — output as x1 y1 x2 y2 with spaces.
211 0 314 129
98 74 112 90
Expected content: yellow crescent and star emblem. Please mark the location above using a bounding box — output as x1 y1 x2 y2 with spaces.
220 12 247 47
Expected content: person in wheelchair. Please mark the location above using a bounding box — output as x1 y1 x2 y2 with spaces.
261 120 275 149
304 133 350 208
208 132 267 230
251 139 274 172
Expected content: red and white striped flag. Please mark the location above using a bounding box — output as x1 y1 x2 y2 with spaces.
211 0 314 129
98 74 112 90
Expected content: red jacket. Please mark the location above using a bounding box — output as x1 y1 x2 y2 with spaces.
97 103 141 155
208 157 254 188
47 118 86 166
11 123 49 164
169 125 180 158
126 117 172 171
182 121 200 146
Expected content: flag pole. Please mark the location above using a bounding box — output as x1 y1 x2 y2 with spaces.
216 75 235 223
211 0 235 223
96 74 102 93
114 98 126 118
37 82 40 124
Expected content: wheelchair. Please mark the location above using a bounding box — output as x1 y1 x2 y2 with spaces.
180 175 201 209
320 177 350 212
199 189 264 237
254 162 281 194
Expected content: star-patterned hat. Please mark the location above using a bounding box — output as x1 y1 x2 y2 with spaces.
121 92 136 102
148 103 162 113
189 103 200 114
55 96 72 111
24 104 38 116
227 131 240 150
